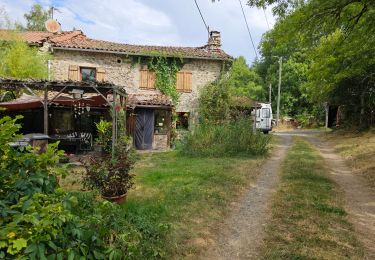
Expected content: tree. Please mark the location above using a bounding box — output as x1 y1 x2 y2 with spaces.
0 36 50 79
0 7 12 29
228 57 266 100
250 0 375 127
22 4 50 31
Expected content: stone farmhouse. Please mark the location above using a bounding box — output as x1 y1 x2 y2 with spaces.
2 30 231 150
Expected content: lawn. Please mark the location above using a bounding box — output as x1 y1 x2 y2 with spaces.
125 151 265 258
325 129 375 188
260 139 364 259
60 151 265 258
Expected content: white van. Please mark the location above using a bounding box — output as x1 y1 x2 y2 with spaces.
254 103 273 134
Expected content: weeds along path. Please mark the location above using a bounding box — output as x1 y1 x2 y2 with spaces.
200 134 292 260
307 135 375 259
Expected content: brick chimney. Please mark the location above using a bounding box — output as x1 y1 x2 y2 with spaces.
207 31 221 51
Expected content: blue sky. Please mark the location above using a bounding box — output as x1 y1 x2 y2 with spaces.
0 0 275 63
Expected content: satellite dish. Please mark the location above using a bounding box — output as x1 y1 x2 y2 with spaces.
45 19 61 33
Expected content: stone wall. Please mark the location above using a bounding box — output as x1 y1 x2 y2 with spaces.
51 49 223 120
152 134 169 150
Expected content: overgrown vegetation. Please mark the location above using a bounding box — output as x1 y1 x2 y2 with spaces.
181 118 270 157
182 71 271 157
0 35 50 80
198 76 231 123
326 129 375 188
0 115 164 259
248 0 375 128
260 139 364 259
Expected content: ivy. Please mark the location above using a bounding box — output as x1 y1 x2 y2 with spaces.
131 53 184 104
148 55 184 104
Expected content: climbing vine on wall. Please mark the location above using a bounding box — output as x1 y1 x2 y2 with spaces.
131 53 184 104
148 55 184 104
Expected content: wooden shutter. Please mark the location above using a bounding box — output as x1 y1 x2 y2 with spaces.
68 65 79 81
176 72 184 92
176 71 192 92
148 71 156 89
183 72 192 92
140 69 148 88
96 68 106 82
140 70 156 89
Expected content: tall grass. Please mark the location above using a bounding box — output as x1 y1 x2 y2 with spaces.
180 118 271 157
260 139 364 259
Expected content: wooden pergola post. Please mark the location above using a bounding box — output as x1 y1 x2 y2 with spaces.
112 90 117 159
43 86 48 135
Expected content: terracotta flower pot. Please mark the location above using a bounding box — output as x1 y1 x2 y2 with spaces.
102 193 127 204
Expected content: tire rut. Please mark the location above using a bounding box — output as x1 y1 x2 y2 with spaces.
200 134 292 260
306 136 375 259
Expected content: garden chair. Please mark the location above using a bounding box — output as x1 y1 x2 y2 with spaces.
79 132 93 151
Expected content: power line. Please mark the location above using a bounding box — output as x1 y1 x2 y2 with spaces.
263 8 270 30
238 0 258 60
194 0 210 35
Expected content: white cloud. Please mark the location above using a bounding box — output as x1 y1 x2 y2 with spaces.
0 0 276 63
47 0 180 46
0 0 34 25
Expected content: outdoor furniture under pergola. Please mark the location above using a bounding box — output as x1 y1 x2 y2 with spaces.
0 78 127 158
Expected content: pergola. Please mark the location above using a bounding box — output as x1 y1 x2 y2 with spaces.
0 78 127 158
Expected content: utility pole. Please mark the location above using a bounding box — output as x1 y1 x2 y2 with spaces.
268 83 272 103
276 57 282 126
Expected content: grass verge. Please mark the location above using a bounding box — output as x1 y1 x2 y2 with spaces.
260 139 364 259
325 129 375 188
124 151 264 258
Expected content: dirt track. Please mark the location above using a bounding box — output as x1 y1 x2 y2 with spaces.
201 130 375 259
307 135 375 260
200 134 292 259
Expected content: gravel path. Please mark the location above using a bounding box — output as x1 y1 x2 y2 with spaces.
307 136 375 259
200 134 292 260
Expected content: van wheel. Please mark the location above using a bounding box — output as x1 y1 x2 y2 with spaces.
263 131 269 134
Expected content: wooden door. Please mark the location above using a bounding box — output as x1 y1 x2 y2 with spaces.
135 109 154 150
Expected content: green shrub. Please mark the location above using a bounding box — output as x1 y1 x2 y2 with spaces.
180 118 271 157
0 114 167 259
199 78 231 123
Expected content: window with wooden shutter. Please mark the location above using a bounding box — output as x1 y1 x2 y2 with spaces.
176 71 192 93
96 68 106 82
176 72 184 92
68 65 79 81
184 72 192 92
139 69 156 89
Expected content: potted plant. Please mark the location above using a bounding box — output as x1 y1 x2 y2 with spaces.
82 140 136 203
83 112 137 204
94 120 112 154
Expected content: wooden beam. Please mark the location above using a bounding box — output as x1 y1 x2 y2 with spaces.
43 87 48 135
111 91 117 159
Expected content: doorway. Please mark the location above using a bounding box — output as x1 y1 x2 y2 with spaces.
135 108 154 150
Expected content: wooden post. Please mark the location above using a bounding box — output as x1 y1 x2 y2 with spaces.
43 87 48 135
111 90 117 159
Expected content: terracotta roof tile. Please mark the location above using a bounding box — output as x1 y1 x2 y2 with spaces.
15 29 231 60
